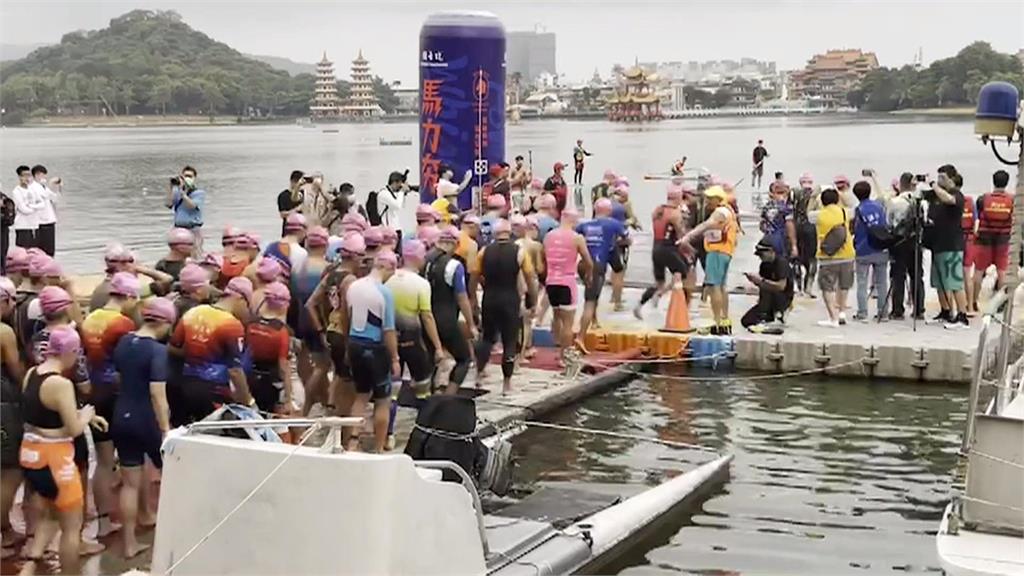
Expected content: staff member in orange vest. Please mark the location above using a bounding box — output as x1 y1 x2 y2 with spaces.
678 185 738 335
972 170 1013 303
961 189 978 315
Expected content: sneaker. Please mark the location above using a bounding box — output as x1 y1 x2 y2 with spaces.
853 312 869 322
633 303 644 321
838 312 848 325
890 312 905 321
817 319 840 328
944 313 970 331
385 434 396 451
927 310 952 325
875 313 890 323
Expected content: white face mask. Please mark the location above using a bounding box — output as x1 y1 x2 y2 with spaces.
37 177 47 185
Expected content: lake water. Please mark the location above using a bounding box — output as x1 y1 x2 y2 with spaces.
0 115 1005 274
514 373 966 575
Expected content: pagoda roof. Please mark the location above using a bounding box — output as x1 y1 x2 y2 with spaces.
353 49 368 64
318 51 332 64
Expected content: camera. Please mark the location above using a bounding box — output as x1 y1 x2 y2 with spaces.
302 176 315 184
915 174 927 183
170 176 181 186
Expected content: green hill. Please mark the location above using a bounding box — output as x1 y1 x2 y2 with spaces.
0 9 314 122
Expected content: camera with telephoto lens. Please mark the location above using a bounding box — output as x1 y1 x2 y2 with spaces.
170 176 180 187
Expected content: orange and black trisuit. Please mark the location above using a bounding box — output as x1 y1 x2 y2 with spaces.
19 369 84 512
641 204 689 305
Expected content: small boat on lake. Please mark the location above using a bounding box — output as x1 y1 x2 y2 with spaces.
380 137 413 146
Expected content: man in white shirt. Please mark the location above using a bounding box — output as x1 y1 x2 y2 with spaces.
30 164 61 256
373 171 414 235
11 165 44 249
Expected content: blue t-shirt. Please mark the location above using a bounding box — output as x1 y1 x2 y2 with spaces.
575 217 628 266
112 334 168 426
854 199 888 257
536 215 559 242
171 186 206 228
759 199 792 255
347 276 396 343
611 201 627 223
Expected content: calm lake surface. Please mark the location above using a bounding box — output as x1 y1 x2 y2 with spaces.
515 373 966 575
0 114 1005 274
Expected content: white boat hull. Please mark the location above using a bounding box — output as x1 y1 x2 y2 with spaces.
937 503 1024 576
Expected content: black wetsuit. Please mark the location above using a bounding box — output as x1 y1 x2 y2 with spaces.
424 250 471 389
474 240 521 380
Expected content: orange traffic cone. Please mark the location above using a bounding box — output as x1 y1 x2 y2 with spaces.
660 284 694 333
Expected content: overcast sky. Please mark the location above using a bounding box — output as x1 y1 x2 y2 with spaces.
3 0 1022 84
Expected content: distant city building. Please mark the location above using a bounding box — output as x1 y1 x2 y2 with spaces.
507 30 557 84
390 82 418 116
789 49 879 109
311 52 340 119
340 50 384 118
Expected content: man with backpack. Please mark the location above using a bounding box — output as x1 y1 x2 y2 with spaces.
814 187 855 328
852 179 890 321
887 173 925 320
367 171 414 235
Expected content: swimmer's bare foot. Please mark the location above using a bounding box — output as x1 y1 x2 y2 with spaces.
96 517 122 538
573 338 589 355
501 382 511 396
138 515 157 529
80 538 106 556
522 347 536 360
123 541 150 559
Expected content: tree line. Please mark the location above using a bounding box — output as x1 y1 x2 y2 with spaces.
0 9 397 124
848 42 1024 112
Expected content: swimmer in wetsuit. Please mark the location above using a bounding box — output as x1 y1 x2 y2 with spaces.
155 227 195 283
635 184 690 320
294 226 331 417
0 277 26 556
424 226 477 394
20 327 107 576
111 297 176 559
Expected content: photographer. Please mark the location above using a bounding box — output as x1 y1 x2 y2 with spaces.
367 171 417 234
277 170 306 236
923 165 969 330
887 172 925 320
325 182 367 235
164 165 205 254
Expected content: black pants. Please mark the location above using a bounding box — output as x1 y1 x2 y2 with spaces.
14 229 35 249
36 223 55 256
1 223 8 274
741 289 791 328
889 240 924 317
434 309 471 388
574 166 584 185
474 297 520 379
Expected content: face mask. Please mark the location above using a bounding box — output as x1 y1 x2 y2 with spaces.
183 176 195 188
37 177 47 185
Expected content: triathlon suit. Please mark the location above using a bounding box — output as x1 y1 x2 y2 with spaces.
244 317 290 413
544 176 568 216
543 227 579 309
111 334 167 468
475 240 522 379
263 239 308 327
576 217 628 303
81 308 136 443
424 250 471 387
170 304 245 423
30 325 91 465
13 288 43 362
455 230 479 286
386 269 434 388
650 204 688 284
19 369 84 512
961 195 976 270
155 258 186 283
975 191 1012 272
346 275 395 400
218 254 252 290
536 214 559 245
1 357 21 470
322 264 353 378
292 257 327 353
609 200 629 273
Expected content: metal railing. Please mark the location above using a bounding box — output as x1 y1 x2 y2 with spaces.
412 460 490 558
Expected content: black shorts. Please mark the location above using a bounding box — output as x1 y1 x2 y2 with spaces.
250 364 283 414
545 285 575 308
584 263 607 303
326 331 350 378
180 376 233 424
91 396 116 444
652 243 689 284
609 246 626 274
347 339 392 400
797 222 817 265
435 312 472 363
73 434 88 466
398 327 433 383
111 417 163 469
1 401 22 469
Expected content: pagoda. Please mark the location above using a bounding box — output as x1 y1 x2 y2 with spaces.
310 52 340 119
340 50 384 118
607 65 662 122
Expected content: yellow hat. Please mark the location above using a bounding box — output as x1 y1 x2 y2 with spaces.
704 185 727 200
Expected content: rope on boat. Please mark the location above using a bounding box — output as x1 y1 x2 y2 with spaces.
969 449 1024 471
521 420 719 453
165 424 321 575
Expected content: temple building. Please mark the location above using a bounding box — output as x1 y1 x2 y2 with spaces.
606 65 662 122
789 49 879 108
340 50 384 118
310 52 340 119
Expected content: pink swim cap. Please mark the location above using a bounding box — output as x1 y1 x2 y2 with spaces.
594 198 613 215
245 231 261 247
833 174 849 186
222 225 242 246
603 169 617 180
142 297 177 324
6 247 29 273
0 277 15 300
530 178 544 191
232 234 257 251
306 226 329 248
341 232 367 257
28 253 55 278
169 228 195 246
47 325 81 357
560 208 580 223
109 272 140 298
493 219 512 237
256 258 283 283
262 281 291 309
525 215 540 229
364 227 383 248
41 258 62 279
104 243 130 264
39 286 73 317
374 250 398 269
380 226 398 243
439 225 460 243
341 212 368 234
284 212 307 232
200 252 223 269
666 184 683 201
462 214 480 226
799 172 814 185
510 214 528 229
416 204 437 222
225 276 253 305
537 194 556 210
179 264 210 292
486 194 507 210
401 239 426 262
614 176 630 188
418 226 442 248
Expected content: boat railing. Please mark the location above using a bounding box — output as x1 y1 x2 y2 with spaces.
412 460 490 559
186 416 365 453
961 288 1014 455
